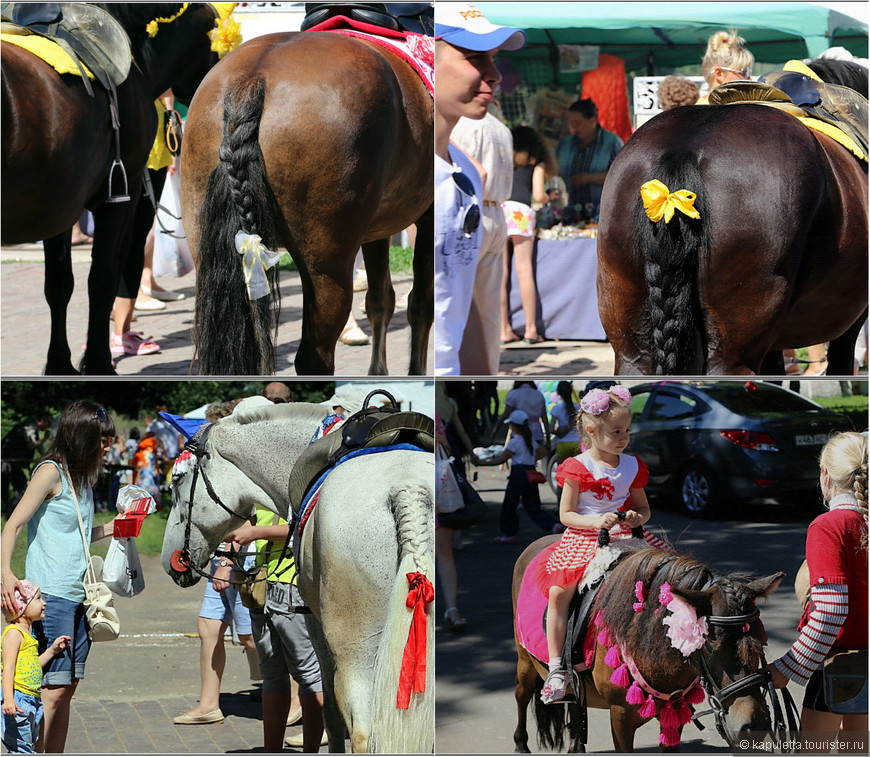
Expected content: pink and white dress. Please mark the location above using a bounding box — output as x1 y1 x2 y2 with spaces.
534 450 668 596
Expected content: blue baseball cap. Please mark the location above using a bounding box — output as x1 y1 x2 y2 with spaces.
435 3 526 53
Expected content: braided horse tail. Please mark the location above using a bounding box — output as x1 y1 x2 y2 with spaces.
193 76 280 375
635 152 710 374
369 479 435 753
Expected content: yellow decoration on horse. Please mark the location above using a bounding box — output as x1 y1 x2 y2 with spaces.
640 179 700 223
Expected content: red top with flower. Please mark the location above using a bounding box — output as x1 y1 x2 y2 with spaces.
535 452 665 596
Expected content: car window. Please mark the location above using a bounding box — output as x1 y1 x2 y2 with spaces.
630 391 652 422
648 392 696 421
703 383 820 418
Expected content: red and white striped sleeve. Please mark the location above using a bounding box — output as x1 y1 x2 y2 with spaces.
773 583 848 686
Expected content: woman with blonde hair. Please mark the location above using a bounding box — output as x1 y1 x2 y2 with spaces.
699 29 754 101
767 431 867 752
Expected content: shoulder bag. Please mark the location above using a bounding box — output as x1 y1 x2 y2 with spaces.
70 471 120 641
823 649 868 714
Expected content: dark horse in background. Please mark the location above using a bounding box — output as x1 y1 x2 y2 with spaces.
180 16 434 375
597 58 867 375
1 3 219 374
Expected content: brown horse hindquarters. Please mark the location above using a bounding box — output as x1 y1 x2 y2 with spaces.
598 105 859 375
183 32 433 375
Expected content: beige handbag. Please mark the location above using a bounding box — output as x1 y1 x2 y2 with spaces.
71 471 120 642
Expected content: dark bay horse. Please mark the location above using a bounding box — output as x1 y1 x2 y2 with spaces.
180 27 434 375
1 3 219 374
512 537 784 752
597 58 868 375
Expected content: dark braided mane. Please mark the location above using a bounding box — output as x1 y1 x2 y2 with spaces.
594 548 763 677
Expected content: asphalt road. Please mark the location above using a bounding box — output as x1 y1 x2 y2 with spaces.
435 466 819 754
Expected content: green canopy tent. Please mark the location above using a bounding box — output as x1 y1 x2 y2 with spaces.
480 2 868 85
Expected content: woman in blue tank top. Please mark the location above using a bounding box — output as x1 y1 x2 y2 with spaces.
1 401 120 752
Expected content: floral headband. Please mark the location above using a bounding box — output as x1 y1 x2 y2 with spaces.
146 3 242 60
580 385 632 416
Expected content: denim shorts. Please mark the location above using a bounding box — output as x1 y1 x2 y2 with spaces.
1 689 43 753
198 556 253 636
250 583 322 695
32 594 90 686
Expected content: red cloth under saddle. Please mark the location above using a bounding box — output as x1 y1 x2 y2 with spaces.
303 16 434 96
515 548 597 668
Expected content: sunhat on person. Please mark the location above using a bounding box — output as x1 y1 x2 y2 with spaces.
505 409 530 425
4 579 40 622
434 3 526 52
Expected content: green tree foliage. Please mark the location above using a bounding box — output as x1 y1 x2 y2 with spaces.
1 381 335 436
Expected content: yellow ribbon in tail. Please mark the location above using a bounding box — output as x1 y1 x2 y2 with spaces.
235 232 281 301
640 179 700 223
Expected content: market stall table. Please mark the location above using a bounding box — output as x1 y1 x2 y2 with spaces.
508 235 607 341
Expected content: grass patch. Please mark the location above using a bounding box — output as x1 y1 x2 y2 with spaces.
276 246 413 274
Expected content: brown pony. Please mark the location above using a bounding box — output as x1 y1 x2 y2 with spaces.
180 26 434 375
597 58 867 375
1 3 220 374
512 537 784 753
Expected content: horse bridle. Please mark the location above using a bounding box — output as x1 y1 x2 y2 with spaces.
169 424 252 579
689 579 799 751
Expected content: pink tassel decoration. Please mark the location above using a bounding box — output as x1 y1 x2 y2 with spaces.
638 694 657 719
584 649 595 668
658 582 674 606
604 644 622 668
687 683 705 705
633 581 646 612
625 680 645 705
593 610 604 627
610 663 631 688
659 700 680 728
659 726 681 748
676 698 693 727
597 626 613 647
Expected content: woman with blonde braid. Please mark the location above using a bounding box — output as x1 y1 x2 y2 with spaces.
767 432 867 751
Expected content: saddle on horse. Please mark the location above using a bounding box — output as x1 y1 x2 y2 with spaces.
288 390 434 515
709 68 868 161
301 3 434 35
2 2 134 201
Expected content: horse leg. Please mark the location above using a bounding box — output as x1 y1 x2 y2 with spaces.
609 704 639 753
513 647 538 753
408 204 434 375
760 351 786 375
361 238 395 376
80 201 137 374
826 308 868 375
42 232 78 375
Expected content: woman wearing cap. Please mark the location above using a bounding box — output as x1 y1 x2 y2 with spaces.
434 3 525 375
0 401 121 753
474 409 560 544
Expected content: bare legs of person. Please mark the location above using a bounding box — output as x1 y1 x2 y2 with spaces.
435 525 466 630
263 688 324 752
800 709 866 753
37 681 78 753
501 236 541 343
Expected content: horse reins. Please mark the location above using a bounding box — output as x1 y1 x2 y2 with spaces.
689 578 799 751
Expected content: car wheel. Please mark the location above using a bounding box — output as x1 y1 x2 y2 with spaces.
679 464 718 518
547 453 560 497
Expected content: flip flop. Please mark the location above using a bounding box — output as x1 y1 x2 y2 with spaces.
501 335 522 345
118 330 160 356
523 336 546 344
141 285 186 302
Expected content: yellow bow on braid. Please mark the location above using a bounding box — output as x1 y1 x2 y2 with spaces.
208 3 242 58
146 3 190 37
235 232 281 301
640 179 700 223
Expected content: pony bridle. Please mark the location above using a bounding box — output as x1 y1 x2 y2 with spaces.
689 582 798 749
169 424 250 577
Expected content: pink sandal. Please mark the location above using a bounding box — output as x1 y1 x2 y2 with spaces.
111 331 160 356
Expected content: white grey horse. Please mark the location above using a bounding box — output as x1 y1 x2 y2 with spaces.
161 400 435 753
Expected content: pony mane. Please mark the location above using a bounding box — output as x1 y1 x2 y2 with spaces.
808 58 869 97
228 401 329 426
594 548 761 677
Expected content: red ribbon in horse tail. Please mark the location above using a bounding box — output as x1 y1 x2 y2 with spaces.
397 572 434 709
